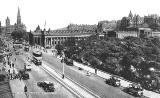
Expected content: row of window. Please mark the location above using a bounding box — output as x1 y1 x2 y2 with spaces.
46 37 85 40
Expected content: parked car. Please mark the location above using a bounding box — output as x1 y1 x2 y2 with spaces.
64 58 73 66
37 81 55 92
15 51 19 55
19 70 29 80
105 76 121 87
123 84 143 97
25 64 32 71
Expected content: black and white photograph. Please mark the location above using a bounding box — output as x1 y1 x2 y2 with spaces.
0 0 160 98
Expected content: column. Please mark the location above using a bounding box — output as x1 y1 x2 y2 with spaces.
35 37 37 44
40 37 41 46
37 37 40 45
51 37 53 47
45 37 48 47
47 37 48 46
44 37 47 48
33 37 35 45
52 38 54 46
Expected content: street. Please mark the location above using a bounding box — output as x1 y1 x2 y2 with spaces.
42 51 137 98
4 39 146 98
9 48 77 98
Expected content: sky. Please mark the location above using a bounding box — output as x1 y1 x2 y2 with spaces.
0 0 160 31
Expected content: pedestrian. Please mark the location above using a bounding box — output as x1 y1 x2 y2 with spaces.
10 73 13 80
24 85 27 92
24 85 28 98
19 73 22 81
12 63 14 68
95 68 97 74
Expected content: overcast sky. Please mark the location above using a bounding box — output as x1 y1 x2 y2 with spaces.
0 0 159 31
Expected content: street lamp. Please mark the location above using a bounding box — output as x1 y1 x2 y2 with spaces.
62 51 65 79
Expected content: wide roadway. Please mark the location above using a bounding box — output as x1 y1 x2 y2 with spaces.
42 53 140 98
11 49 76 98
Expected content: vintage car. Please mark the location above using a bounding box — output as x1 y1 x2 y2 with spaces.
105 76 121 87
64 58 73 66
25 64 32 71
15 51 20 55
123 84 143 97
19 70 29 80
37 81 55 92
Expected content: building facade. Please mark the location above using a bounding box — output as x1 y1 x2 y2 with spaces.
30 25 99 48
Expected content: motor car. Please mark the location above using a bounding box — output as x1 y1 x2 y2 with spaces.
9 53 12 56
123 84 143 97
19 70 29 80
37 81 55 92
105 76 121 87
15 51 19 55
25 64 32 71
64 58 73 66
46 45 51 49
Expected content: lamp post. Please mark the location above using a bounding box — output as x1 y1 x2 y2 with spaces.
62 51 65 79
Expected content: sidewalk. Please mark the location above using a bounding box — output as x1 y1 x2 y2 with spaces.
10 79 26 98
9 68 26 98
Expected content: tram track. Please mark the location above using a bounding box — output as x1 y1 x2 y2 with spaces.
40 62 101 98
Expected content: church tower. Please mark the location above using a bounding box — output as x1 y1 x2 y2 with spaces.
6 16 10 26
5 16 11 34
128 10 133 25
17 7 21 25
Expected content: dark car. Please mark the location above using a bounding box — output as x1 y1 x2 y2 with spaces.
105 76 121 87
15 51 19 55
123 84 143 97
37 81 55 92
19 70 29 80
61 58 73 66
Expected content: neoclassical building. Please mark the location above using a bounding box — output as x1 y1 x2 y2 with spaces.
29 25 99 48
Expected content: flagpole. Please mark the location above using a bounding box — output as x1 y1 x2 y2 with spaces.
44 20 46 29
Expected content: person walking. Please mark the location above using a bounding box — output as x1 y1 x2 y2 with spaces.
19 74 22 81
24 85 29 98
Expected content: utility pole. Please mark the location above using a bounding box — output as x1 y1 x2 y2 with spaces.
62 51 65 79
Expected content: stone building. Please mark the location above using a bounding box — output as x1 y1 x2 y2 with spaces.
128 11 144 26
1 7 26 35
29 25 99 48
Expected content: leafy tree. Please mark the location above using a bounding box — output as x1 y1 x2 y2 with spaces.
63 37 76 48
119 17 130 31
11 30 26 41
55 44 64 55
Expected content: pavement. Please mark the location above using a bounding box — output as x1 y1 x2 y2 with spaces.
10 78 26 98
4 52 30 98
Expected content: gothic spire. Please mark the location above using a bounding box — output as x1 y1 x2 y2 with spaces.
128 10 133 19
17 6 21 25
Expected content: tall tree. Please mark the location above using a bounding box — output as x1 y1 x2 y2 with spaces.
0 21 1 34
119 17 130 31
11 30 26 41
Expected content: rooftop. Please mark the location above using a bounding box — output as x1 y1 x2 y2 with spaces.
32 29 96 36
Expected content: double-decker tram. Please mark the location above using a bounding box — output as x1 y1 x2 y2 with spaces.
13 41 23 50
24 44 29 52
32 49 42 66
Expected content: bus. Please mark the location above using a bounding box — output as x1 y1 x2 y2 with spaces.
32 50 42 66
